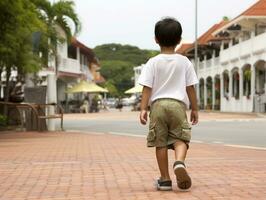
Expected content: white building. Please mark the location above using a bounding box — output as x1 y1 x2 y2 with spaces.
0 26 100 112
177 0 266 113
133 64 144 86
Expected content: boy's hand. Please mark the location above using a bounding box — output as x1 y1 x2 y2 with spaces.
190 110 198 125
140 110 148 125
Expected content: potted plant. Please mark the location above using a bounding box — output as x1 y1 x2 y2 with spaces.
0 114 7 131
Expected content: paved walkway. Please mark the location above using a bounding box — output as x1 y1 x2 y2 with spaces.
63 109 264 121
0 131 265 200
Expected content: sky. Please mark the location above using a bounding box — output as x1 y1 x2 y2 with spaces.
72 0 258 50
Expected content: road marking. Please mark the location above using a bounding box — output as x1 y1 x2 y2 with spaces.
225 144 266 151
200 118 266 122
191 140 203 143
65 130 105 135
213 141 224 144
66 130 266 151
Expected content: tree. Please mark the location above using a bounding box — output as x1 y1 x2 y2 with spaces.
30 0 81 73
0 0 45 114
94 43 158 66
100 60 135 96
102 81 119 97
94 44 159 96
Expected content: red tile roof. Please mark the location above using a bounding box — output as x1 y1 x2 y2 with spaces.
197 20 229 45
239 0 266 16
214 0 266 35
176 20 228 55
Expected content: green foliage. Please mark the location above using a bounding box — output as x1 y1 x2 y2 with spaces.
244 69 251 81
31 0 81 55
0 0 46 107
102 81 119 97
94 44 159 96
100 60 135 93
0 114 7 126
223 16 230 21
94 43 158 66
0 0 45 73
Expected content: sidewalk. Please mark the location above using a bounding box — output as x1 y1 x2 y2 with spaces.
0 131 265 200
63 109 264 121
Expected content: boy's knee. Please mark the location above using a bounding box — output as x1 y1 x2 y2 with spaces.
173 139 189 149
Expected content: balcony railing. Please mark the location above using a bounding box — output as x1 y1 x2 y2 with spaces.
206 60 212 68
58 58 82 74
220 31 266 64
199 62 204 69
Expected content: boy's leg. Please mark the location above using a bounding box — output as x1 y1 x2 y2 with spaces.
173 139 187 161
173 139 191 190
156 147 170 180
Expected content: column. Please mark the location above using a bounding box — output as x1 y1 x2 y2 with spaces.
229 71 233 98
239 69 244 99
264 63 266 92
251 30 256 38
211 51 216 67
204 79 207 109
204 55 207 69
220 74 224 98
77 47 81 71
220 41 224 51
212 78 216 110
229 39 233 47
251 65 256 97
220 74 224 111
47 74 57 131
196 84 200 106
251 65 256 112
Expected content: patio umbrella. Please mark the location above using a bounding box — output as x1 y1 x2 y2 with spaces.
66 80 108 93
125 85 143 94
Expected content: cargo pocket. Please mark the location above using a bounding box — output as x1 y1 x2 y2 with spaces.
181 122 192 142
147 122 156 143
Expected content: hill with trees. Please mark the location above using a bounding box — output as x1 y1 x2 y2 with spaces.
93 43 159 97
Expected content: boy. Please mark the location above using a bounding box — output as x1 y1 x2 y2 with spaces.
138 17 198 191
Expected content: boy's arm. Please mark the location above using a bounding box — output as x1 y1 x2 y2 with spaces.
139 86 152 125
186 85 199 125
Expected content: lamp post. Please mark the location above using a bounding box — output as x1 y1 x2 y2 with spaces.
195 0 200 105
194 0 198 69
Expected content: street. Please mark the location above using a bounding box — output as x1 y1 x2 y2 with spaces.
60 108 266 149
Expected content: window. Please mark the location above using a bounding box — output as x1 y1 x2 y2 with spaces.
68 45 77 59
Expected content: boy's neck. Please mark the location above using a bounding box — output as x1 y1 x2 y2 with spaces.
160 46 176 54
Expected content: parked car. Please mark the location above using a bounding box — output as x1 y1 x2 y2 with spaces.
122 96 137 106
106 98 117 108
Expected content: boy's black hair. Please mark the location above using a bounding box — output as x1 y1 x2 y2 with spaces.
155 17 182 47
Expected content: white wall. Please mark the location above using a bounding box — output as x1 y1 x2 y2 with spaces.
197 32 266 112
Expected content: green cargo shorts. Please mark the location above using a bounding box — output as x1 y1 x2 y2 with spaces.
147 98 191 149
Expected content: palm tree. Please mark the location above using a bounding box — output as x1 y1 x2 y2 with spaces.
30 0 81 75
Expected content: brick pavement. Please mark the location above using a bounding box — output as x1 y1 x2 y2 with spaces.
0 131 265 200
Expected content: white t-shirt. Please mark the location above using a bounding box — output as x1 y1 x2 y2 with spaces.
138 53 198 107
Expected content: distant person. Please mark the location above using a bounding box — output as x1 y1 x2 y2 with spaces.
80 97 89 113
9 79 25 103
138 17 198 191
116 97 123 112
102 98 108 111
90 95 99 113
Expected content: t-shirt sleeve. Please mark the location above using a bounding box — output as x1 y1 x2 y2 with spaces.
138 60 154 88
186 60 199 86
